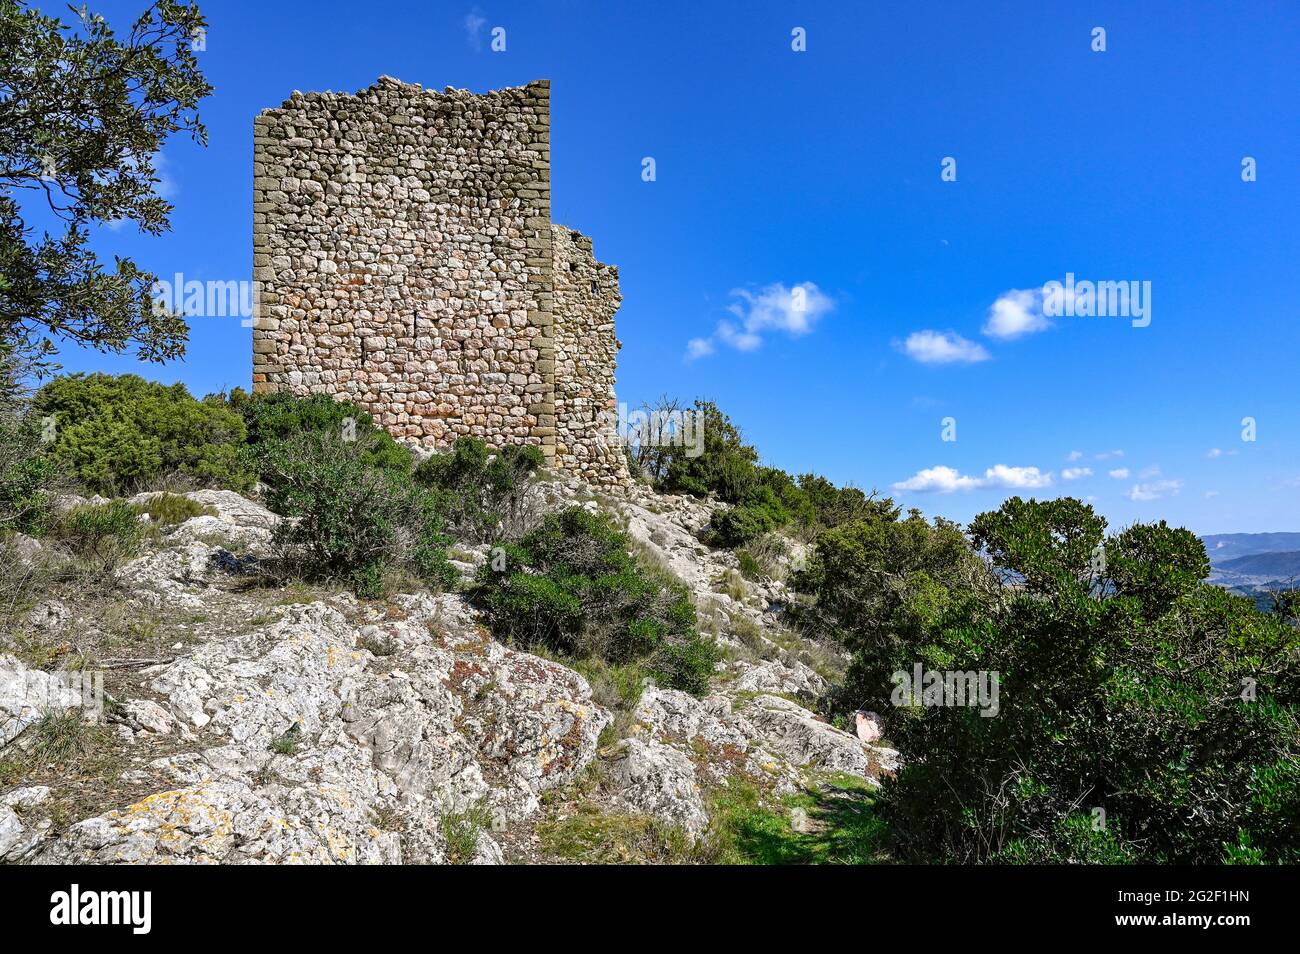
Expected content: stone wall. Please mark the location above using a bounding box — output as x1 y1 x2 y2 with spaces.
551 225 627 485
251 76 627 487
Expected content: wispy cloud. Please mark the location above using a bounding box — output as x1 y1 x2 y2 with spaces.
685 337 714 360
464 9 488 50
1062 467 1092 480
1108 468 1130 479
1095 449 1125 460
1207 447 1239 458
893 464 1053 493
1127 478 1183 502
686 282 833 360
894 330 990 365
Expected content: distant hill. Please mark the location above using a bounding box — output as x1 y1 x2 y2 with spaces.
1200 532 1300 564
1199 534 1300 607
1216 551 1300 579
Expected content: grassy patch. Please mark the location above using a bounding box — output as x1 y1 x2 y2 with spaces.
538 803 694 864
701 775 889 865
0 712 128 830
133 493 216 529
713 568 748 603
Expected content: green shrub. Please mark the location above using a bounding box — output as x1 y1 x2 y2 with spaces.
654 400 759 502
49 500 146 576
259 431 455 599
414 436 544 542
707 492 788 548
240 391 412 476
735 549 764 581
475 507 717 694
805 495 1300 864
637 398 885 550
0 413 60 536
32 373 253 495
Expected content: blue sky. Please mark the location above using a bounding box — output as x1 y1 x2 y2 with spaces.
46 0 1300 534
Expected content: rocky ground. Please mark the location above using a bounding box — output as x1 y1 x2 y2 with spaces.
0 481 896 864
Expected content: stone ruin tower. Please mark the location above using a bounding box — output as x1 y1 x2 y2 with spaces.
250 77 629 488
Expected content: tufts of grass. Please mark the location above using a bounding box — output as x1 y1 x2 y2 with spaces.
370 803 409 833
0 711 117 790
730 616 778 661
441 806 492 864
538 804 694 864
133 493 216 529
359 632 399 657
713 568 748 603
269 724 302 756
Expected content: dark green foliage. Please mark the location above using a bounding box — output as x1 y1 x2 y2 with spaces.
260 431 455 599
658 401 758 502
49 500 145 575
640 398 886 549
0 411 59 535
240 391 411 475
413 436 544 541
704 775 887 865
475 507 717 694
805 495 1300 864
32 373 252 495
1 0 211 364
736 549 764 581
1106 520 1211 614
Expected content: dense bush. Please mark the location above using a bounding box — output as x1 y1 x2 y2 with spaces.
240 390 412 475
0 412 60 536
475 507 717 694
32 373 253 495
414 436 544 542
802 495 1300 863
634 397 886 549
259 431 455 599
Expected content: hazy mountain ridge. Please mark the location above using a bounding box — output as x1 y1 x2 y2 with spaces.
1199 533 1300 610
1200 532 1300 564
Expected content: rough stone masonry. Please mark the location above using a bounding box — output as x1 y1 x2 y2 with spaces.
251 77 628 487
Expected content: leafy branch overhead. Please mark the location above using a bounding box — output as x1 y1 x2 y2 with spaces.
0 0 211 364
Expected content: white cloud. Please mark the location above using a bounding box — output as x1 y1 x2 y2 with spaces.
1108 468 1130 479
685 337 714 360
1095 449 1125 460
1138 464 1162 479
1066 450 1083 461
1062 467 1092 480
464 10 488 49
983 288 1052 340
892 466 983 493
1127 479 1183 502
983 465 1053 489
892 464 1052 494
894 330 990 365
686 281 833 359
715 320 761 352
1207 447 1239 458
